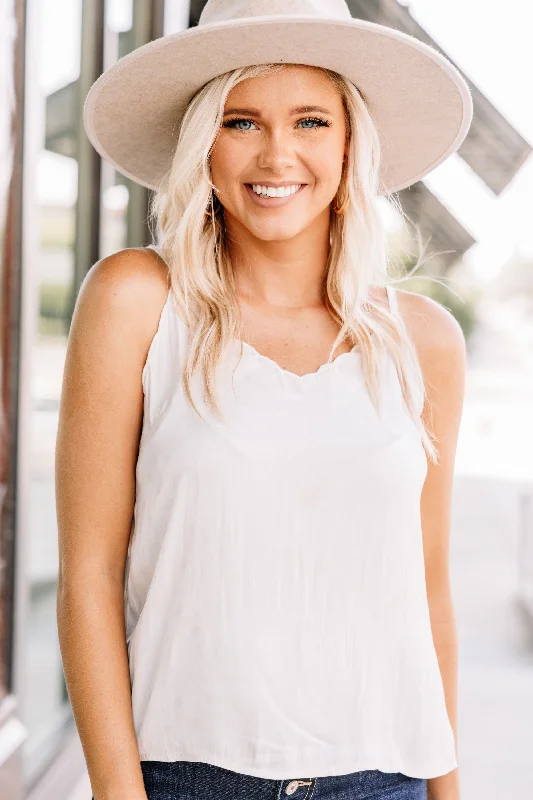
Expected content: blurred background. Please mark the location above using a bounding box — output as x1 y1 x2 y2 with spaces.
1 0 532 798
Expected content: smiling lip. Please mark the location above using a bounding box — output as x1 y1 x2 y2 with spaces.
247 182 308 187
244 182 307 208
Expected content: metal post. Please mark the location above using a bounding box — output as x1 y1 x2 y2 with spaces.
125 0 165 249
70 0 105 321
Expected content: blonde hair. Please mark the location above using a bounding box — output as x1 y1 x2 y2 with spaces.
149 63 438 464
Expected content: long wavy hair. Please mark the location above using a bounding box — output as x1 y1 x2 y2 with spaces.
149 63 439 464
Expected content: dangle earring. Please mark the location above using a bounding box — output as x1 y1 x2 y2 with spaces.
207 187 220 216
333 189 348 215
333 157 350 215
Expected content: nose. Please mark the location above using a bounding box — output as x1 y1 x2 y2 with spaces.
256 128 295 174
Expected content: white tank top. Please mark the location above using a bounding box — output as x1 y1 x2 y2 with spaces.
125 262 458 780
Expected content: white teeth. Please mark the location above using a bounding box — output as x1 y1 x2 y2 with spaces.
251 184 302 197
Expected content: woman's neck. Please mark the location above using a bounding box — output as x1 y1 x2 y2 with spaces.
225 210 331 308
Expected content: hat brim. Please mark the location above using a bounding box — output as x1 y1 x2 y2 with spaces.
83 15 473 195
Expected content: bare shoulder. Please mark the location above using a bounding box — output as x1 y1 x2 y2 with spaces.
394 287 466 428
75 246 169 323
394 287 466 365
72 246 170 359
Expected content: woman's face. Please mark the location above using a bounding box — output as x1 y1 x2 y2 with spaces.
209 65 348 243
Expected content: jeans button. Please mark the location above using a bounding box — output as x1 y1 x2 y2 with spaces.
285 780 300 795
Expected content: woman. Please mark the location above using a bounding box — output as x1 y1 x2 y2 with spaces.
56 2 472 799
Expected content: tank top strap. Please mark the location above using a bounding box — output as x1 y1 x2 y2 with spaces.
385 284 398 316
141 286 188 430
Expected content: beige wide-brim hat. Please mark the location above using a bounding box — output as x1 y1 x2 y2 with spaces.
83 0 473 195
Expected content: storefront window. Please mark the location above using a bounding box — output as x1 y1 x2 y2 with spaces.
23 0 83 787
0 0 18 706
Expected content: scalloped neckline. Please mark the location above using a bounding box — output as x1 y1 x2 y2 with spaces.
238 338 363 380
234 288 389 381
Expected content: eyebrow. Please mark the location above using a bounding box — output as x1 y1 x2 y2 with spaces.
223 105 334 117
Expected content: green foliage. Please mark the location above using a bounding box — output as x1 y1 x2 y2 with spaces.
40 283 69 318
39 283 70 336
402 274 478 340
388 242 479 340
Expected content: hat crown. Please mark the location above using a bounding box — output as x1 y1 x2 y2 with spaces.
199 0 352 26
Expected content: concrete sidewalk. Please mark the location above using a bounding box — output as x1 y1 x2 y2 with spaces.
451 474 533 798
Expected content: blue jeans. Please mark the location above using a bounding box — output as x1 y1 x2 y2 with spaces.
96 760 427 799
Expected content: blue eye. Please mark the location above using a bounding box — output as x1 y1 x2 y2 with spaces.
223 118 257 131
297 117 330 129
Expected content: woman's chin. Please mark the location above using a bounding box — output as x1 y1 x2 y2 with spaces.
247 222 307 242
234 211 314 242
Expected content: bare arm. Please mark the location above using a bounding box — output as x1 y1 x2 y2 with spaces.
55 248 169 800
401 289 466 800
